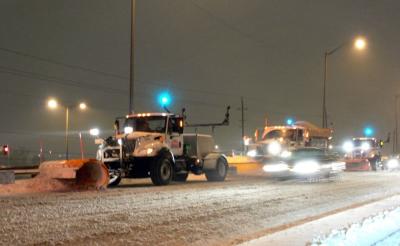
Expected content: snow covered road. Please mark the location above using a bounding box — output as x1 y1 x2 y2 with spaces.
1 172 400 245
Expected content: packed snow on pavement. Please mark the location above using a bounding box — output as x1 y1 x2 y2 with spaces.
1 172 400 245
312 206 400 245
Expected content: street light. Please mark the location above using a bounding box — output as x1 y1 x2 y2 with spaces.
354 37 367 50
47 98 88 160
47 99 58 109
89 128 100 136
79 102 87 111
322 36 367 128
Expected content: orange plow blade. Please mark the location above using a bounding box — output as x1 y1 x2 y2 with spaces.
0 159 109 196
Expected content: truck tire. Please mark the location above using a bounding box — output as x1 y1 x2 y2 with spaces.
108 173 122 187
173 172 189 182
369 157 377 171
205 158 228 182
150 155 173 186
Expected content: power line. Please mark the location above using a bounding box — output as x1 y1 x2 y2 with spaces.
0 47 128 80
188 0 265 46
0 66 127 94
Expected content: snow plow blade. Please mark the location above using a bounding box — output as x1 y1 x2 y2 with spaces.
345 159 371 171
38 159 109 189
0 159 109 196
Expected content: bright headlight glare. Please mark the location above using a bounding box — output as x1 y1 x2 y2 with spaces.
263 163 289 172
387 159 399 169
124 126 133 134
293 160 320 174
361 142 371 151
146 148 153 155
280 150 292 158
331 161 346 171
247 150 257 157
343 141 354 153
268 141 282 156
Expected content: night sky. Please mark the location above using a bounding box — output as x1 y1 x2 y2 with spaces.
0 0 399 159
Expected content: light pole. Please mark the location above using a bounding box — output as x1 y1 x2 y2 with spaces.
47 99 87 160
129 0 136 114
322 37 367 128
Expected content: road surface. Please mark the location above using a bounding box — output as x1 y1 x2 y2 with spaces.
1 172 400 245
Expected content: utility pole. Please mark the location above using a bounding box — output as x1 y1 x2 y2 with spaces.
129 0 136 114
395 95 399 153
237 97 247 153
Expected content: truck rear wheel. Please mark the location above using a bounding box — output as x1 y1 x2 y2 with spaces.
150 155 173 186
173 172 189 182
205 158 228 182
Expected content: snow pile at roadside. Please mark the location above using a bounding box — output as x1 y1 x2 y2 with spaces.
312 207 400 245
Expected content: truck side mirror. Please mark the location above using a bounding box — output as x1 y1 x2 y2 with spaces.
114 120 120 134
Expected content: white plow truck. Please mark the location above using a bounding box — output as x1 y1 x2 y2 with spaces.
247 121 333 161
96 112 229 186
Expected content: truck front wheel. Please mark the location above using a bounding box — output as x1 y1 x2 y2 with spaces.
205 158 228 182
150 155 173 186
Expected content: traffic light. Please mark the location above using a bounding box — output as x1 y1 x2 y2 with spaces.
2 145 9 156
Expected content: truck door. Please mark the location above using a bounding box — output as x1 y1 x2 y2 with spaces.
167 117 184 156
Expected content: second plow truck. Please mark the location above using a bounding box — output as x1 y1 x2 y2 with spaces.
246 120 333 161
96 108 230 186
343 137 384 171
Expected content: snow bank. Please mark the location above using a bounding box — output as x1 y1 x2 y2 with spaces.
312 207 400 245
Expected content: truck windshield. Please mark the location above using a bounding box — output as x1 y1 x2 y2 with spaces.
124 116 167 133
353 139 376 148
264 129 296 141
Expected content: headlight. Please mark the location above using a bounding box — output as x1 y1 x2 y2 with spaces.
361 142 371 151
268 141 282 156
263 163 289 172
293 160 320 174
146 148 154 155
342 141 354 153
331 161 346 171
124 126 133 134
387 159 399 169
280 150 292 158
247 150 257 157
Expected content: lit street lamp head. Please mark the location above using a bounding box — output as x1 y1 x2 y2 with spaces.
89 128 100 136
354 37 367 50
79 102 87 110
47 99 58 109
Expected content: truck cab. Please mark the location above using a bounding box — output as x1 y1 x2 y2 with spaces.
97 112 228 186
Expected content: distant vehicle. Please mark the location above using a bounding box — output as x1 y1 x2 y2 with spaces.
96 111 229 186
246 121 333 162
382 155 400 171
343 137 383 171
262 147 345 180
